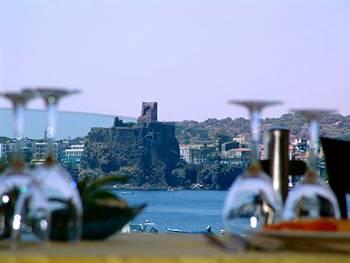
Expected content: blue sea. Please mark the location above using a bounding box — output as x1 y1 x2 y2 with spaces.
115 190 350 234
114 190 227 233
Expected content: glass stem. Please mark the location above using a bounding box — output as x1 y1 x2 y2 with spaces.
308 120 319 173
14 103 25 157
47 102 57 159
250 110 261 162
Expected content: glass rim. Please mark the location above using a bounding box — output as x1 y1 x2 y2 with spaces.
0 90 36 105
33 87 80 103
228 99 282 111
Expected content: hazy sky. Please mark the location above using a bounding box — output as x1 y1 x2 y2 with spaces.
1 1 350 121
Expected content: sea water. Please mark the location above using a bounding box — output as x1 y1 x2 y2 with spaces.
115 190 350 233
115 190 227 233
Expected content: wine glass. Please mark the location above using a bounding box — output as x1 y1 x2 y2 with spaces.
282 110 340 220
0 90 49 243
222 100 283 235
31 87 83 241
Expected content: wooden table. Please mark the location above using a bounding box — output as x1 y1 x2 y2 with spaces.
1 234 350 263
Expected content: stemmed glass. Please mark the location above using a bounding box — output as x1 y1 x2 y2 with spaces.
31 87 83 241
282 110 340 220
222 100 283 235
0 90 49 243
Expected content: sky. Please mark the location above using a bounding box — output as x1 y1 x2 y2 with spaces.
1 1 350 121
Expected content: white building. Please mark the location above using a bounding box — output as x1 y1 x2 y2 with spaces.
221 148 251 159
32 142 58 161
0 144 6 159
179 144 217 164
64 144 84 164
233 135 246 146
179 145 191 163
65 144 84 157
0 142 16 159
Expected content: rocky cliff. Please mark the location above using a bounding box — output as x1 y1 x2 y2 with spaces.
81 118 180 188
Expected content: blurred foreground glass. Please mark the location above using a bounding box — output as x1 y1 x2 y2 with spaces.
31 87 83 241
222 100 282 235
0 90 50 244
282 110 340 220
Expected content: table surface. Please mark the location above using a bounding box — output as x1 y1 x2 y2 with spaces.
1 233 350 263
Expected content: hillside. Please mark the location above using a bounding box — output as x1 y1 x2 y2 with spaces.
175 113 350 144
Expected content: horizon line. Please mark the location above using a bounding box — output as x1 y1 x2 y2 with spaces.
1 107 348 123
0 107 137 121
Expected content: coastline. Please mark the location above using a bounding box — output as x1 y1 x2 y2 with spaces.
111 184 216 191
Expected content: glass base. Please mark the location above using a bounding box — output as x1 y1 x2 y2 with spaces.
223 171 282 234
33 164 82 241
283 181 340 220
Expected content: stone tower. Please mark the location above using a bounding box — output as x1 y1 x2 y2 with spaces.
137 102 158 123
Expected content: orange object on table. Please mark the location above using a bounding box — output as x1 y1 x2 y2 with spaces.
264 219 350 232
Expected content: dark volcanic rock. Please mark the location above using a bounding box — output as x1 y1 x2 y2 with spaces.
81 118 180 188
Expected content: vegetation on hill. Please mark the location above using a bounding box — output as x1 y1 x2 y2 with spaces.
175 113 350 144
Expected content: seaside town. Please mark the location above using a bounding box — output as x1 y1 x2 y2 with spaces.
0 102 328 188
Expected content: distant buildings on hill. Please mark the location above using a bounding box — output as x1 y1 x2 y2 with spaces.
179 135 250 167
0 102 326 182
0 138 84 170
179 134 324 169
0 132 324 173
